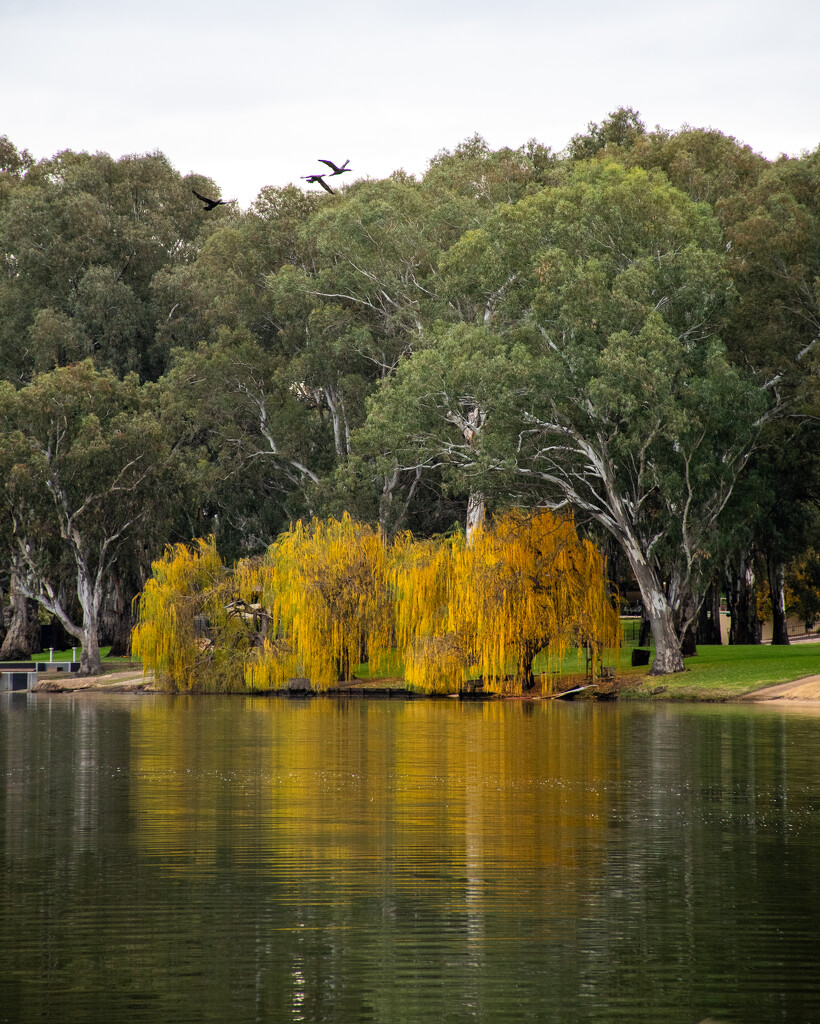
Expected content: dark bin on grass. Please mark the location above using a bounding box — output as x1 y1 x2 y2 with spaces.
631 648 651 667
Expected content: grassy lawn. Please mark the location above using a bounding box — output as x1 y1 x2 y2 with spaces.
621 642 820 700
2 645 138 666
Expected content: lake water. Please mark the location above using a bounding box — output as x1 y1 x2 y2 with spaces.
1 694 819 1024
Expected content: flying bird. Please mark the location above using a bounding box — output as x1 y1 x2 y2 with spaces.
318 159 351 176
302 174 335 194
192 189 229 211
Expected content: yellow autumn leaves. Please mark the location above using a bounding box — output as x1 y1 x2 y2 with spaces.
133 511 620 694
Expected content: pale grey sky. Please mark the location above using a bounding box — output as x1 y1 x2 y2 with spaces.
2 0 818 207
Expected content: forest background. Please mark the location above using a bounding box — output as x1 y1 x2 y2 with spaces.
0 108 818 678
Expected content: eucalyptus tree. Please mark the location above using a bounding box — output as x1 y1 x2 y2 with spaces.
603 125 819 644
567 107 649 161
423 133 558 207
149 145 561 541
652 129 768 210
359 322 515 542
150 184 322 354
606 123 770 637
365 161 772 674
257 175 485 530
0 362 175 673
152 176 470 538
706 147 820 638
722 149 820 370
0 146 217 383
0 135 33 198
158 332 338 559
589 116 767 209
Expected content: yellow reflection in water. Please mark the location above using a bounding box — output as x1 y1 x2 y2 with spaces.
129 698 619 915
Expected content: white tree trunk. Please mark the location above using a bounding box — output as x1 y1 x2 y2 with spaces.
325 386 351 460
625 543 685 674
767 557 790 646
75 570 103 674
466 491 486 547
16 543 104 675
379 464 422 536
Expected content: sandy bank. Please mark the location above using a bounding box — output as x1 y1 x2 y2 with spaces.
31 668 156 693
740 675 820 702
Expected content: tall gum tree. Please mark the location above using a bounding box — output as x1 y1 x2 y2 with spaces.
368 162 771 674
359 323 515 542
158 333 332 556
723 151 820 629
449 163 774 672
0 362 171 673
0 147 215 384
260 176 483 528
598 127 819 647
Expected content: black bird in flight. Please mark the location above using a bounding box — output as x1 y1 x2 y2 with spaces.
318 159 351 176
192 189 229 211
302 173 335 194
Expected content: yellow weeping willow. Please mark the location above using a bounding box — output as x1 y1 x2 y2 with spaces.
255 513 394 690
132 537 235 691
393 510 621 695
133 538 293 692
133 510 619 694
391 532 463 693
133 518 391 692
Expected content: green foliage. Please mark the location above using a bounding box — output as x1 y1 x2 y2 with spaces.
367 160 770 671
0 147 214 381
158 334 332 559
2 121 819 677
424 133 559 206
567 107 647 160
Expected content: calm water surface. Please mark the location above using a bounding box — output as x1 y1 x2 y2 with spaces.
1 694 818 1024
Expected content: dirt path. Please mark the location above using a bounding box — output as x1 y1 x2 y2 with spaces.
742 675 820 701
31 668 155 693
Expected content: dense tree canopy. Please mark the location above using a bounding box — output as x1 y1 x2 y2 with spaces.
1 116 818 678
367 162 773 671
0 146 222 383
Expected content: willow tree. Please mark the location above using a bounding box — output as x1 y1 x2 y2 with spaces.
391 532 460 693
260 513 394 689
132 537 283 692
393 510 620 694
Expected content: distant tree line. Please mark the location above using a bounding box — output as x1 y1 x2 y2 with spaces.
0 110 817 675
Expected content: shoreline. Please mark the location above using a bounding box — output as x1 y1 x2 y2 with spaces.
21 667 820 703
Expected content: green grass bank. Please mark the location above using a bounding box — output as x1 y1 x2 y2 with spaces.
619 642 820 700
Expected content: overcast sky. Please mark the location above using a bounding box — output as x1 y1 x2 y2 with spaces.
2 0 818 207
